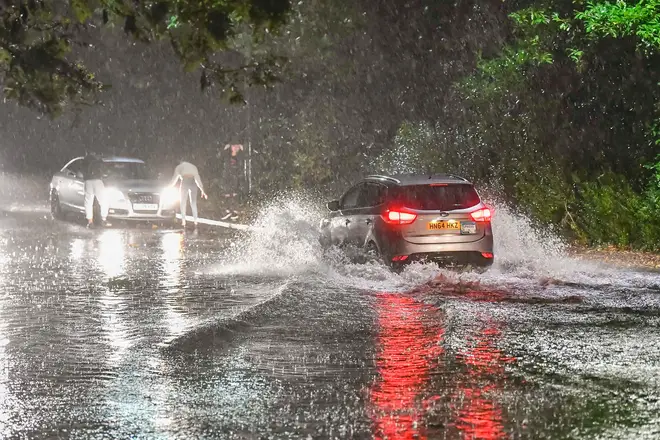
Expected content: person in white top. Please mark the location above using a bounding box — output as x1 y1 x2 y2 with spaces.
170 160 207 227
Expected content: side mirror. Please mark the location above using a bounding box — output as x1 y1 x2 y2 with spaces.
326 200 340 211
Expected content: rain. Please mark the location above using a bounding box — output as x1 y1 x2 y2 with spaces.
1 1 660 439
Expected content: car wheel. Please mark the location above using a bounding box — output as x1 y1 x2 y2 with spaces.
50 191 65 220
365 241 382 263
319 233 332 249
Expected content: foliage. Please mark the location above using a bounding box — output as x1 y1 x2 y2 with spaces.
572 172 660 250
413 0 660 250
0 0 291 116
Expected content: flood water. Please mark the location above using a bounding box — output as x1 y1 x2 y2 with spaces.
0 195 659 439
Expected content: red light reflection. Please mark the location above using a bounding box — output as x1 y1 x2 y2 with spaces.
453 326 514 439
369 288 516 440
369 293 444 440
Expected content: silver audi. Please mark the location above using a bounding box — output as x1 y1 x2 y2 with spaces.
50 155 179 224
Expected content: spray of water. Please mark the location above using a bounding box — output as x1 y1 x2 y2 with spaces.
209 192 659 293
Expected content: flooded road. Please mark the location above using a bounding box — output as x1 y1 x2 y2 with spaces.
0 201 659 439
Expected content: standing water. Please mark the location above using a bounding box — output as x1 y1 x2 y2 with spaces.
0 186 658 439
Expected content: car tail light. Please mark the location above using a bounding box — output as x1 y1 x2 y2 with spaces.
470 208 492 222
481 252 494 259
382 209 417 225
392 255 409 262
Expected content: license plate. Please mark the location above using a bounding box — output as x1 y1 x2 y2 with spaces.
428 220 460 230
133 203 158 211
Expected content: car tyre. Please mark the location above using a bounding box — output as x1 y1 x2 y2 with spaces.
365 241 384 264
50 191 65 220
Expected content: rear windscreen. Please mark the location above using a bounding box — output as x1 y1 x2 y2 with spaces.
393 184 481 211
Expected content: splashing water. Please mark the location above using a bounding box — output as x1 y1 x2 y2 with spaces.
213 193 327 277
210 193 659 292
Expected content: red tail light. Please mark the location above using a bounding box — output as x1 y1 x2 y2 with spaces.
481 252 494 259
382 209 417 225
470 208 492 222
392 255 409 262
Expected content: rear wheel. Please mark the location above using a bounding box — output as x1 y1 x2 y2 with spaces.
365 241 385 264
50 191 64 220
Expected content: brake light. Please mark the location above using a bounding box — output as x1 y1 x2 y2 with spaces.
382 209 417 225
392 255 409 262
470 208 492 222
481 252 494 259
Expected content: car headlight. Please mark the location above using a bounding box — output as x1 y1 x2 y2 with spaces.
161 187 179 207
105 188 126 203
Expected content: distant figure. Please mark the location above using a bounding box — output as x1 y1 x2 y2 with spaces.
82 155 110 228
170 160 207 228
218 144 244 221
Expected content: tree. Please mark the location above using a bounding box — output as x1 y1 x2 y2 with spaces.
417 0 660 248
0 0 290 117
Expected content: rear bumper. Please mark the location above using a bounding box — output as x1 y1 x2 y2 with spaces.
406 251 494 267
380 234 494 267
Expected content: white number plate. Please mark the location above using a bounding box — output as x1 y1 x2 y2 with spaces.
133 203 158 211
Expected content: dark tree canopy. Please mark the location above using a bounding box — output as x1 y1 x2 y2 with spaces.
0 0 290 116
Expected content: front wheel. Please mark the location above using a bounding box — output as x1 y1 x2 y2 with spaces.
50 191 64 220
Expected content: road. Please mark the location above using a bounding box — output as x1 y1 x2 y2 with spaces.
0 199 659 439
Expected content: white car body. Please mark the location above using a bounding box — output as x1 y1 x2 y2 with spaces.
50 156 178 222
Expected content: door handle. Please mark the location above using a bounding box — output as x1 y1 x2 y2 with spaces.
365 218 372 224
345 219 351 225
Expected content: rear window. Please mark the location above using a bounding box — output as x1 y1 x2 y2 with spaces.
392 184 481 211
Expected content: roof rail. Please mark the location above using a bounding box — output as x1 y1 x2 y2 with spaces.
447 174 469 182
366 174 400 183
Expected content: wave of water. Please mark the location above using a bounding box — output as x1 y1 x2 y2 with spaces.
207 192 660 294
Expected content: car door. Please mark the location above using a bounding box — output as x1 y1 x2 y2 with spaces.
349 182 387 246
59 158 85 210
330 184 364 245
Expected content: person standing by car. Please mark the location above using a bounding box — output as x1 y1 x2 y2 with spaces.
82 155 111 228
170 160 208 228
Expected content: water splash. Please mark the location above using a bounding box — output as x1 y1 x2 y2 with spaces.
210 193 659 292
212 193 327 277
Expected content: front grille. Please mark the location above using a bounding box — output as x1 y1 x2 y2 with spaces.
128 193 160 204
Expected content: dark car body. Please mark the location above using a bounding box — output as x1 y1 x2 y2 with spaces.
319 174 494 267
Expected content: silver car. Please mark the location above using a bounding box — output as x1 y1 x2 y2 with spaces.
50 155 179 224
319 174 494 268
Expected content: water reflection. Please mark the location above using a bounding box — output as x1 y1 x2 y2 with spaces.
369 293 445 440
369 292 514 440
0 244 10 436
161 232 183 290
151 232 186 437
453 326 512 439
98 230 126 279
159 232 190 340
96 230 130 366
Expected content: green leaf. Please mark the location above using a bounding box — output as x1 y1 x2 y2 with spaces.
0 48 11 66
71 0 92 23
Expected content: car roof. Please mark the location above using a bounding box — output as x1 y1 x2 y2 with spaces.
99 156 145 164
364 173 471 186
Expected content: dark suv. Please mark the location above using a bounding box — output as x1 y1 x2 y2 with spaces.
319 174 494 267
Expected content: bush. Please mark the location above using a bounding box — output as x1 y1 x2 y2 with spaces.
572 171 660 251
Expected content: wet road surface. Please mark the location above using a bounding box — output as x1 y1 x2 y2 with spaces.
1 204 659 439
